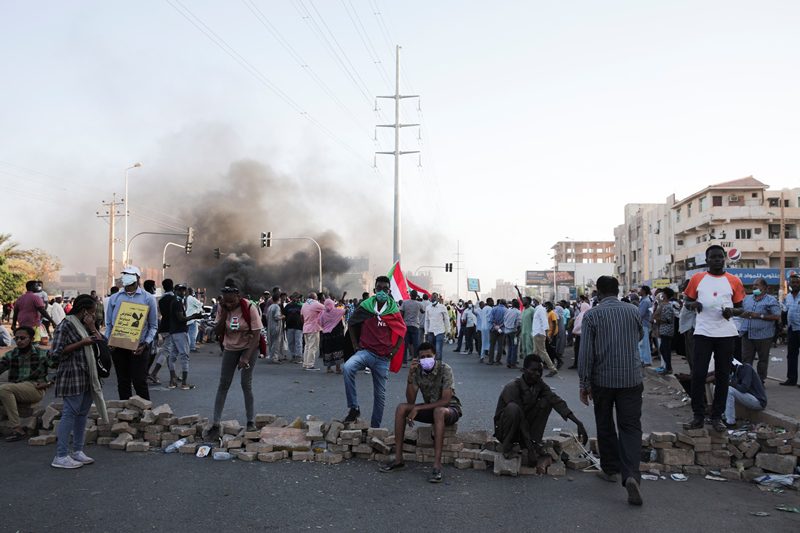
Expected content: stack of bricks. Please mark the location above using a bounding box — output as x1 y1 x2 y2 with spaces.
19 401 799 488
638 425 799 487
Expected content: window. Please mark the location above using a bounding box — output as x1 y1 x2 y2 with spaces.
752 192 758 198
657 246 663 255
769 224 781 239
675 208 681 222
687 202 692 218
785 199 790 208
786 224 798 239
712 196 722 207
632 251 637 262
735 229 752 239
699 197 707 212
768 198 779 207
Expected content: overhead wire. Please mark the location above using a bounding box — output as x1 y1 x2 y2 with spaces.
340 0 393 91
165 0 372 167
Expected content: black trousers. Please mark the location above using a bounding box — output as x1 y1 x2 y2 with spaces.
786 327 799 384
690 335 734 419
455 325 466 351
659 335 673 371
111 346 151 400
474 330 482 355
489 329 505 361
463 326 476 353
494 400 550 455
593 384 643 484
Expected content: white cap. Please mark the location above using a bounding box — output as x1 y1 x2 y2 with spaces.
121 265 142 276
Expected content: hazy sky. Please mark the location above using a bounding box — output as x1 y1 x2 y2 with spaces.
2 1 799 296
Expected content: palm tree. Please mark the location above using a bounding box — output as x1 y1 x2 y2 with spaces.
0 233 24 265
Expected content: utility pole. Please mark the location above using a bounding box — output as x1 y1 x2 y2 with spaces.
376 45 419 265
96 194 124 294
780 189 786 297
454 240 464 300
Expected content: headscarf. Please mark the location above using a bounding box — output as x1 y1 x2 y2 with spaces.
318 299 345 333
68 294 98 316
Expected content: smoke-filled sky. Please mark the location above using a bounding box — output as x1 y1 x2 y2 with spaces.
2 1 799 296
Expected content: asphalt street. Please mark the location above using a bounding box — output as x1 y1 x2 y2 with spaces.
2 341 799 532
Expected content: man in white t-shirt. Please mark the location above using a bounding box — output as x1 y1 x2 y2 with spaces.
683 245 745 432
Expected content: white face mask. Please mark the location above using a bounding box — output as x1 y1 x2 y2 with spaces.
121 274 138 287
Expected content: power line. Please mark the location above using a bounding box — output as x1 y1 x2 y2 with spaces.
165 0 371 167
240 0 377 141
341 0 392 91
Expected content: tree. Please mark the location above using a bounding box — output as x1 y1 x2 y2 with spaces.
0 235 62 302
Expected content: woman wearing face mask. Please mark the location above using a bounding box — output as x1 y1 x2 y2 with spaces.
49 294 110 468
739 277 781 383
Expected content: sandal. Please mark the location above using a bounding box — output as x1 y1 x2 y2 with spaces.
5 431 26 442
428 468 443 483
379 462 406 473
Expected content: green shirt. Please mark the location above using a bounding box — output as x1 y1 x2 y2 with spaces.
411 361 462 414
0 347 53 383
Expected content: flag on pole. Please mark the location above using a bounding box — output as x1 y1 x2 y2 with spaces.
407 278 431 298
388 261 410 301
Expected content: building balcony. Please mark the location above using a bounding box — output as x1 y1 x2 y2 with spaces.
674 206 800 235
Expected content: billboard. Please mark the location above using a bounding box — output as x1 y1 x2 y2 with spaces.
525 270 575 286
684 268 795 286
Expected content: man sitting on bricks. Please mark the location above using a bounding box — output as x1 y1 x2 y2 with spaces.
494 354 588 471
379 341 462 483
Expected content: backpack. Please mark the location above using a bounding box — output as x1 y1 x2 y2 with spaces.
92 338 113 378
219 299 266 353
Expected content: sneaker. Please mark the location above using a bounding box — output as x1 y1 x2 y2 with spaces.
778 380 797 386
202 424 221 441
168 379 178 389
303 367 320 371
246 422 258 432
146 375 161 385
379 462 406 473
51 455 83 469
684 416 704 430
343 408 360 424
545 370 558 378
180 382 195 390
364 368 371 374
428 468 443 483
70 451 95 464
460 351 469 354
625 477 643 506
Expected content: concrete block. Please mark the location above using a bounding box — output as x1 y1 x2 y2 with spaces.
28 435 51 446
116 409 138 422
566 458 592 470
178 443 197 454
84 427 98 444
417 426 433 447
140 410 156 424
651 441 673 449
546 461 566 476
127 396 152 411
345 420 369 430
685 428 709 438
152 404 173 419
367 428 390 439
370 437 391 455
221 420 242 435
177 414 200 425
742 467 764 482
316 452 344 464
472 460 488 470
306 421 325 440
478 449 497 463
292 451 315 461
109 433 133 450
41 405 60 430
126 441 149 452
719 467 741 480
339 429 362 441
325 421 344 443
456 430 491 446
695 451 731 468
658 448 695 466
255 413 276 425
234 451 257 462
650 432 677 443
493 453 521 476
257 451 285 463
682 465 706 475
106 400 126 409
755 453 798 474
111 422 137 436
245 442 273 453
454 458 472 470
260 426 312 451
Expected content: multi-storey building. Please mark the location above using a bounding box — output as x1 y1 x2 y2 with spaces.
551 240 615 264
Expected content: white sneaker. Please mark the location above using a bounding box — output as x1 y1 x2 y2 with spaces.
71 451 95 464
364 368 372 374
51 455 83 469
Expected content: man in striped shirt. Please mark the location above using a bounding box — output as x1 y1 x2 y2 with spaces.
579 275 644 506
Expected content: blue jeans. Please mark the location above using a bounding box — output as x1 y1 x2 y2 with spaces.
725 387 763 424
56 390 93 457
342 350 390 428
638 324 652 365
286 329 303 358
426 332 444 360
188 321 199 351
404 326 420 363
506 333 518 366
168 332 191 373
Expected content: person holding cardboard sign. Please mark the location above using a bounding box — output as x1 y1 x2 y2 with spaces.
104 266 158 400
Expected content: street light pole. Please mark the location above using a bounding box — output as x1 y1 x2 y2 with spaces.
123 162 142 265
266 236 323 292
162 242 186 279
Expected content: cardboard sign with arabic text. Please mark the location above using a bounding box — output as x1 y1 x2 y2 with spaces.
108 301 149 350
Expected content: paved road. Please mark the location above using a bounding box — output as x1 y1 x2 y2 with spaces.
2 341 799 532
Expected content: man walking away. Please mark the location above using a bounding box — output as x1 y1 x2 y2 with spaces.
400 290 424 364
503 299 521 367
461 302 477 355
185 287 204 353
283 293 304 363
266 294 283 363
487 300 507 365
637 286 653 366
579 275 644 506
532 300 558 377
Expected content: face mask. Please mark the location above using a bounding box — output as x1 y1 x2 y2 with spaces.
752 289 761 296
420 357 436 372
121 274 137 287
468 304 473 309
375 290 388 303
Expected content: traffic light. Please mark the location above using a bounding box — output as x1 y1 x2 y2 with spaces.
261 231 272 248
445 263 453 272
213 248 221 259
185 226 194 254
